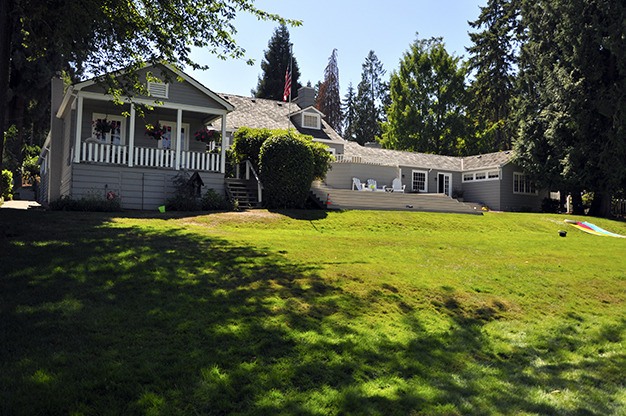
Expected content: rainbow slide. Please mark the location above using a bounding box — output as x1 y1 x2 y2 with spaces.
564 220 626 238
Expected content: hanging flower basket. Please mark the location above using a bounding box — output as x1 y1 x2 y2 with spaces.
194 127 221 143
145 122 169 140
93 118 113 133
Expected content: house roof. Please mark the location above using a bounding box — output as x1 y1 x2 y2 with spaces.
461 151 513 170
57 62 234 117
211 94 344 143
342 141 514 172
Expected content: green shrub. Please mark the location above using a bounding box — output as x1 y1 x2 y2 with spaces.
259 135 314 208
201 189 232 211
2 170 14 201
309 140 334 180
49 193 122 212
165 172 201 211
231 127 275 166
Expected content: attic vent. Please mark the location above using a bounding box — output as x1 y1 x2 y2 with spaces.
147 81 169 98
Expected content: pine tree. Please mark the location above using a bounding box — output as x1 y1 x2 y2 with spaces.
342 83 357 141
466 0 521 152
513 0 626 217
380 37 467 155
315 49 342 134
353 51 388 145
253 24 301 101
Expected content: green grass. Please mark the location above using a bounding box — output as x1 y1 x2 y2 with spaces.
1 209 624 415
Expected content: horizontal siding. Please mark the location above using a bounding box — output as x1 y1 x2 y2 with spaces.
326 162 398 189
499 165 547 212
461 179 501 210
82 66 225 109
71 164 224 210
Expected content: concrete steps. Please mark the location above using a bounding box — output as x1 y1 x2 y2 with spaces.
311 182 481 215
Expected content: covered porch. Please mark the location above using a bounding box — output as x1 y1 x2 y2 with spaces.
71 90 230 174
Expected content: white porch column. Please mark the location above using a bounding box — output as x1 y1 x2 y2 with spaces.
175 108 183 170
73 94 84 163
220 114 227 174
128 104 136 167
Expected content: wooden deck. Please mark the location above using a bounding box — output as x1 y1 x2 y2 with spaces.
311 182 482 215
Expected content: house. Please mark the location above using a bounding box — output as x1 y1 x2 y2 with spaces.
39 63 233 210
39 63 546 212
327 142 549 212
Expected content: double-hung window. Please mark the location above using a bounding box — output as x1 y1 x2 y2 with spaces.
412 170 428 192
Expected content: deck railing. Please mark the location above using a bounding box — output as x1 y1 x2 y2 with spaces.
80 142 220 172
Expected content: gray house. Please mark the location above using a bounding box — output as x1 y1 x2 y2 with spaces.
328 142 548 212
39 63 234 210
39 63 546 212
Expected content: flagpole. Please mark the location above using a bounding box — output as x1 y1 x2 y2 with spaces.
288 43 293 133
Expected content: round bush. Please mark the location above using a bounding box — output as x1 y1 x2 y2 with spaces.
259 135 314 208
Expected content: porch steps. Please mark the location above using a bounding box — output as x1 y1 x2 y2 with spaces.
225 178 260 208
311 182 481 215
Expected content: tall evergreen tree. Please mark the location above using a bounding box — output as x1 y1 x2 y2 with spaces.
513 0 626 217
380 37 467 155
353 51 388 145
466 0 521 152
253 24 301 101
342 83 357 141
315 49 342 134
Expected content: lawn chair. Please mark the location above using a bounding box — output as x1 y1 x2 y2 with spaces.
367 179 386 192
352 177 366 191
391 177 405 193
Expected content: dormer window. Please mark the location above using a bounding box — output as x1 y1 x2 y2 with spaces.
302 113 321 129
147 81 169 98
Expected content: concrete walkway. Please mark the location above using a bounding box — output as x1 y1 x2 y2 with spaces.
1 200 42 210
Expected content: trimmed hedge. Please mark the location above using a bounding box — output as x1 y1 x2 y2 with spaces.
259 135 314 208
231 127 275 166
2 170 14 201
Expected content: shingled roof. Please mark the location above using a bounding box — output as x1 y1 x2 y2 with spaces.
342 141 514 172
212 94 344 143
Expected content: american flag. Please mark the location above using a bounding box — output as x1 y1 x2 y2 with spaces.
283 66 292 102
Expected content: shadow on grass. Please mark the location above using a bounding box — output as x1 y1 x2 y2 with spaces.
1 210 624 415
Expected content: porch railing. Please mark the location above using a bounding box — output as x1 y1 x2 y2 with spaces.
80 142 220 172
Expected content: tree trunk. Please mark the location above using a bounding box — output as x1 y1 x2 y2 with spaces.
0 0 15 197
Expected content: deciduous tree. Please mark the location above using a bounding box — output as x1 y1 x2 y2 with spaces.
0 0 294 194
381 37 467 155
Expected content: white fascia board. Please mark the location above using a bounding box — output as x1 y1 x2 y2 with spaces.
56 86 76 118
77 91 229 115
288 105 325 118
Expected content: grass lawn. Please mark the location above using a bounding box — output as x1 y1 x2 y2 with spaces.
1 208 624 415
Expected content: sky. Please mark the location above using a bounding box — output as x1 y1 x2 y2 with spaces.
188 0 487 99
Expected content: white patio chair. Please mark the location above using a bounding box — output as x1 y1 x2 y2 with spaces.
352 177 366 191
367 179 386 192
391 178 406 193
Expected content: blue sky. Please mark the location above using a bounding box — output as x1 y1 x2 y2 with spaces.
188 0 487 98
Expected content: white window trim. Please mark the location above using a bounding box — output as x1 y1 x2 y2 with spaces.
148 81 169 99
158 121 190 151
301 112 321 129
412 170 428 192
462 170 500 183
92 112 126 145
513 172 538 195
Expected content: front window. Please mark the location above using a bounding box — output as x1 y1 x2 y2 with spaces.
302 113 320 129
412 170 428 192
92 113 124 144
513 172 537 194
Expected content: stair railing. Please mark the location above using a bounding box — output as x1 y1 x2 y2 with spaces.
245 160 263 204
